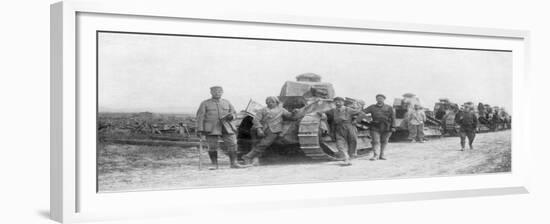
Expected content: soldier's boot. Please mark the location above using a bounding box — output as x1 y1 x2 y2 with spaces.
229 151 245 169
369 144 379 161
379 144 387 160
342 152 352 166
252 157 260 166
348 149 357 158
369 152 379 161
208 151 219 170
241 150 260 167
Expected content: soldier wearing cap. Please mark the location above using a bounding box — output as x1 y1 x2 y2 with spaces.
363 94 396 160
455 102 478 151
320 96 365 166
196 86 244 169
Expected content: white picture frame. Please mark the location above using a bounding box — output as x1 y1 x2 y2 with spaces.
50 0 530 223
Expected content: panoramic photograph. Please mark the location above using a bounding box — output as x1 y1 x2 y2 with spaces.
96 31 512 192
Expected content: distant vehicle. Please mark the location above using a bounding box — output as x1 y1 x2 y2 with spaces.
391 93 442 141
433 100 510 135
433 98 460 136
477 104 511 131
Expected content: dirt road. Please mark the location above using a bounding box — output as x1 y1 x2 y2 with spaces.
98 130 511 192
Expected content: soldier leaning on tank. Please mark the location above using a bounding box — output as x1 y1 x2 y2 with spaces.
196 86 244 169
363 94 396 161
241 96 299 166
320 97 365 166
455 102 478 151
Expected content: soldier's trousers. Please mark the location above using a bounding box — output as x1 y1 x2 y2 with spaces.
334 123 358 159
250 129 279 154
459 130 476 148
205 134 237 153
370 130 392 158
408 123 425 141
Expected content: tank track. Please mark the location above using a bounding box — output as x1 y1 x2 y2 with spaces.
297 114 340 160
298 114 373 161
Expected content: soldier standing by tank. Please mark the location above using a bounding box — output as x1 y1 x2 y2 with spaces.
196 86 244 169
455 102 478 151
241 96 299 166
363 94 396 161
320 97 365 166
407 104 427 143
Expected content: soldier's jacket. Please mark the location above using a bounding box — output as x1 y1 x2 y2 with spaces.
455 110 478 132
321 106 364 139
407 110 427 125
363 103 396 132
196 98 237 135
323 106 364 125
252 106 292 134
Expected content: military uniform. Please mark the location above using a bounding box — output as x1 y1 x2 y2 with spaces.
407 109 426 142
455 110 478 150
363 103 395 160
196 98 237 136
242 106 293 165
196 97 241 168
323 106 364 160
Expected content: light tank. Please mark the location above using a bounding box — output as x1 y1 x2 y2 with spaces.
433 98 460 136
390 93 442 141
234 73 372 161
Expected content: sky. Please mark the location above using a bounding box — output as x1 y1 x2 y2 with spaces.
98 32 512 114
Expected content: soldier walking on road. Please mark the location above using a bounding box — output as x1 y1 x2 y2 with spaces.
241 96 298 166
320 97 365 166
363 94 396 161
196 86 244 169
455 102 478 151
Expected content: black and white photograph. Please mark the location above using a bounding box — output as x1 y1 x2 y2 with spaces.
8 0 550 223
96 31 512 192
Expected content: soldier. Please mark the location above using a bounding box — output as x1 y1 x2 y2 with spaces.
363 94 396 161
196 86 244 169
491 110 501 131
477 103 485 117
241 96 297 166
407 104 426 143
455 102 478 151
320 97 365 166
501 110 511 129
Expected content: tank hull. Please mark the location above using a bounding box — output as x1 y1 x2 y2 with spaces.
236 112 372 161
236 73 373 161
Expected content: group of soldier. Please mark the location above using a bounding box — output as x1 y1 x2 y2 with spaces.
196 85 503 169
196 85 397 169
476 103 512 131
